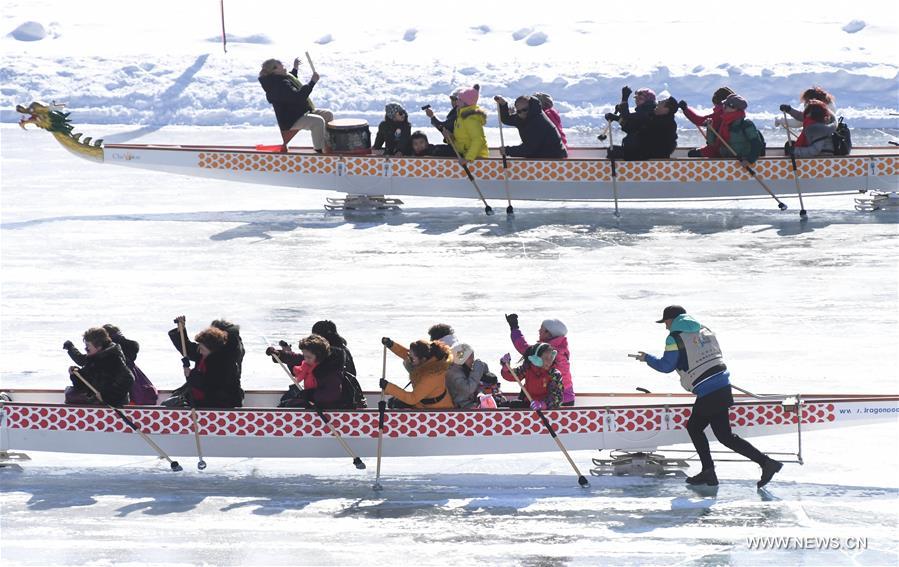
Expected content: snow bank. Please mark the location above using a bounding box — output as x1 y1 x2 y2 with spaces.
1 0 897 128
842 19 866 33
8 20 47 41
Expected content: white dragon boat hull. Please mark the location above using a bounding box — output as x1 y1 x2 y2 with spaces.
14 101 899 204
102 144 899 202
3 390 896 460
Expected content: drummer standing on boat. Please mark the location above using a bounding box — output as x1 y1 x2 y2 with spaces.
258 57 333 153
634 306 783 488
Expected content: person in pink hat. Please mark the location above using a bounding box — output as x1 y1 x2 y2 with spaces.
450 84 489 163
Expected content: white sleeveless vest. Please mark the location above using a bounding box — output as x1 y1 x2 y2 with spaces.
673 326 726 392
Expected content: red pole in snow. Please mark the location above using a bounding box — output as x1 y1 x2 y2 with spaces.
220 0 227 53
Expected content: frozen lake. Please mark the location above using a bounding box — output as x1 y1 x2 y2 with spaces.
1 124 898 566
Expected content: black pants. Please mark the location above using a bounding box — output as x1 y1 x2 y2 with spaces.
687 387 767 470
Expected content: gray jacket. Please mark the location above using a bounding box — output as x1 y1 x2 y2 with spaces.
793 122 836 158
445 359 489 409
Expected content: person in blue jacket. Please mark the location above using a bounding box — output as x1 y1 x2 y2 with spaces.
634 305 783 488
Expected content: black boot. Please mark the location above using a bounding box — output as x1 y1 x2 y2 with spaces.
758 458 783 488
686 468 719 486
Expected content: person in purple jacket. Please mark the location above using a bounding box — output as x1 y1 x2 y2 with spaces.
634 305 783 489
504 314 574 405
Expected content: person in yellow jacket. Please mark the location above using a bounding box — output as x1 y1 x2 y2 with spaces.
451 85 489 162
379 337 454 409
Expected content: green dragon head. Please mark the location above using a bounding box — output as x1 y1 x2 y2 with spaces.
16 101 104 162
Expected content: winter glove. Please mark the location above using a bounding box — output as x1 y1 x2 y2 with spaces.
530 400 546 411
265 346 277 356
181 356 190 368
379 378 389 390
63 340 74 350
604 112 620 122
381 337 394 348
278 340 290 349
678 99 688 111
505 313 519 330
173 315 185 325
620 85 632 101
500 353 512 367
779 104 792 113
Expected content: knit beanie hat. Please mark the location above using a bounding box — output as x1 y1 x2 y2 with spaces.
541 318 568 338
635 88 656 103
723 94 748 111
457 86 479 107
384 102 407 120
533 92 554 109
712 86 735 105
451 343 474 365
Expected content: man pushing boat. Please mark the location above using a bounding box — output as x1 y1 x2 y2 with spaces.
633 306 783 488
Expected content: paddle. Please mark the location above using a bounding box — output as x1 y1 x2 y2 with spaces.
443 129 494 216
70 369 182 471
503 365 589 487
606 117 621 218
176 317 205 470
305 51 317 75
373 345 387 491
704 123 789 211
268 343 365 470
782 111 808 219
190 407 207 470
495 99 515 215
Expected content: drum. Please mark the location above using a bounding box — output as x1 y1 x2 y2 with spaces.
326 119 371 155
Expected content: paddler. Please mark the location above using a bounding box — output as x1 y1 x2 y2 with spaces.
633 305 783 488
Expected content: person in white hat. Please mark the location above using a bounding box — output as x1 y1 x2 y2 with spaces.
504 314 575 405
446 343 496 409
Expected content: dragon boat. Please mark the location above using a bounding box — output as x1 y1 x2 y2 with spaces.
2 390 896 471
15 101 899 207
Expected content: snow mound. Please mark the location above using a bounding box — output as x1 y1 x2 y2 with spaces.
315 34 333 45
403 28 417 42
526 31 548 46
512 27 533 41
8 21 46 41
458 67 478 76
471 25 491 34
842 20 866 33
208 33 271 44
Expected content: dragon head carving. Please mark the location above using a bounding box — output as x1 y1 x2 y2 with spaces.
16 101 104 162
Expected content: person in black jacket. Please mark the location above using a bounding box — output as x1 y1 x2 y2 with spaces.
495 95 567 159
165 317 243 408
258 57 332 153
373 103 413 156
424 89 461 157
64 327 134 406
606 88 678 160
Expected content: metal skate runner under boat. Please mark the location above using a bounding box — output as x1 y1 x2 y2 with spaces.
16 101 899 208
2 390 896 468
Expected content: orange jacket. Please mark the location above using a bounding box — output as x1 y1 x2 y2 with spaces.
385 343 453 409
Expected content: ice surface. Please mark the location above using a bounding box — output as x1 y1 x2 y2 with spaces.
1 123 897 565
1 1 898 563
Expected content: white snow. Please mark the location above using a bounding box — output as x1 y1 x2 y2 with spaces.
1 0 897 128
1 1 898 564
843 19 867 34
7 20 47 41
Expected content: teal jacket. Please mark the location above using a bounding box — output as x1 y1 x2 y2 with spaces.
720 118 763 163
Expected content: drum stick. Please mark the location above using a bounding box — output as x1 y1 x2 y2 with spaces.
305 52 317 75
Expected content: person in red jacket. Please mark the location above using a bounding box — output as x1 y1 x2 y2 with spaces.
499 343 563 410
680 86 734 157
276 334 346 409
